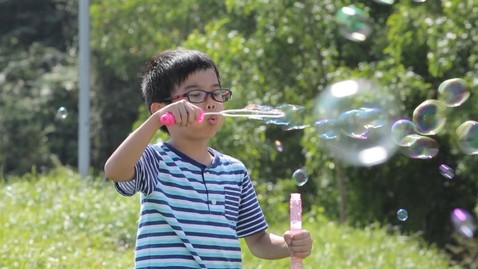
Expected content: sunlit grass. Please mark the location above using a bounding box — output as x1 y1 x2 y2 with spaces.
0 168 457 268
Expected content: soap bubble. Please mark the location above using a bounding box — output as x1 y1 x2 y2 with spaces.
292 168 309 187
56 107 68 120
438 78 470 107
373 0 394 4
400 134 439 159
263 104 308 130
456 121 478 155
412 99 447 135
335 5 373 42
313 119 339 140
439 164 455 179
391 119 417 146
397 209 408 221
274 140 283 152
313 79 399 166
337 109 370 139
451 208 476 238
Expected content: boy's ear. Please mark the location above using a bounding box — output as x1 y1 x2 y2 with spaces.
150 102 166 114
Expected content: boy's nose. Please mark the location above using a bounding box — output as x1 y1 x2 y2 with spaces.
206 103 216 110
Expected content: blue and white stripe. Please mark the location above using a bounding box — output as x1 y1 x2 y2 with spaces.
114 143 268 269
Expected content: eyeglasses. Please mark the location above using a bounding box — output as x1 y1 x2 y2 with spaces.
163 89 232 104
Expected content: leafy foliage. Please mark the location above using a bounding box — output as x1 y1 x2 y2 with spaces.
3 0 478 266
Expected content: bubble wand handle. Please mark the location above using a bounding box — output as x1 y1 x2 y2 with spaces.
290 193 303 269
159 110 205 126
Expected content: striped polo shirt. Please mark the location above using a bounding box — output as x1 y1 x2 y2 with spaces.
114 142 268 269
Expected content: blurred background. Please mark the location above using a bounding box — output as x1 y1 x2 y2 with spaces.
1 0 478 268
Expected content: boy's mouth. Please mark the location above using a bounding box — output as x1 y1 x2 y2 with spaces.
207 115 218 124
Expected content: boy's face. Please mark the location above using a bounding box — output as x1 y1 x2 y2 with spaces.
168 68 225 140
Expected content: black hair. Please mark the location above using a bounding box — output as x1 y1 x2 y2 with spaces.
141 49 221 134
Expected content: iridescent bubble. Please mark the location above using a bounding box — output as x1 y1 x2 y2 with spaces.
400 134 439 159
292 168 308 187
438 78 470 107
314 119 339 140
263 104 308 130
56 107 68 119
456 121 478 155
412 99 447 135
439 164 455 179
391 120 417 146
313 79 399 167
335 5 373 42
397 209 408 221
451 208 476 238
274 140 283 152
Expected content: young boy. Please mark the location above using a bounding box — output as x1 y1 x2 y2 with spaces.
104 49 313 269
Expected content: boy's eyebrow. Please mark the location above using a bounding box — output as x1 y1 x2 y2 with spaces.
183 83 221 90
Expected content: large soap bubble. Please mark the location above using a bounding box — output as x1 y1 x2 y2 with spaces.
313 79 400 166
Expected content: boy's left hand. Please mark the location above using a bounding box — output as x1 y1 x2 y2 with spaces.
284 230 313 258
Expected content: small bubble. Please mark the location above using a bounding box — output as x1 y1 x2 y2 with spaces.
57 107 68 120
335 5 373 42
373 0 394 4
412 100 447 135
274 140 283 152
439 164 455 179
391 120 417 146
456 121 478 155
400 134 439 159
397 209 408 221
451 208 476 237
292 168 308 187
438 78 470 107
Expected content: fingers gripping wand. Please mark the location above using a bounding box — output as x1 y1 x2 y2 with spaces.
159 110 205 126
290 193 303 269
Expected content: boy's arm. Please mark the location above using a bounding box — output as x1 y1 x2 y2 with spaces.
244 230 313 260
104 113 162 182
244 231 290 260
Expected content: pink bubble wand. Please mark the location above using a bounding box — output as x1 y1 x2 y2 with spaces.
159 108 285 126
290 193 303 269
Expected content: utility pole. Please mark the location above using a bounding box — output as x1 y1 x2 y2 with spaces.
78 0 90 178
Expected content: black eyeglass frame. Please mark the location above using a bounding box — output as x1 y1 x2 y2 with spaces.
161 88 232 104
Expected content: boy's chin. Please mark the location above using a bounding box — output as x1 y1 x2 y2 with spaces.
184 129 219 140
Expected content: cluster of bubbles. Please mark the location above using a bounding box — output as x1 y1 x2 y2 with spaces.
391 78 473 163
250 75 474 235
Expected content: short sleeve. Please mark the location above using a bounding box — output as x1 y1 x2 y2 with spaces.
114 144 160 197
236 171 269 238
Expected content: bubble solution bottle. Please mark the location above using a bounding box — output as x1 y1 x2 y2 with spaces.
290 193 303 269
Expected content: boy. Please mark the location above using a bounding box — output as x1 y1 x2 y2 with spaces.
104 49 313 269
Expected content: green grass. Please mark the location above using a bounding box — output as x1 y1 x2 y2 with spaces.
0 168 459 269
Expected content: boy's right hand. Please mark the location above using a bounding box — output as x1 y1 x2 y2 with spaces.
158 100 203 127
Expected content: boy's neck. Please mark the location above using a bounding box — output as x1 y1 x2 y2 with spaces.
166 138 213 166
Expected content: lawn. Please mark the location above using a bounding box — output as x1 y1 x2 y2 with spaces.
0 168 458 269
